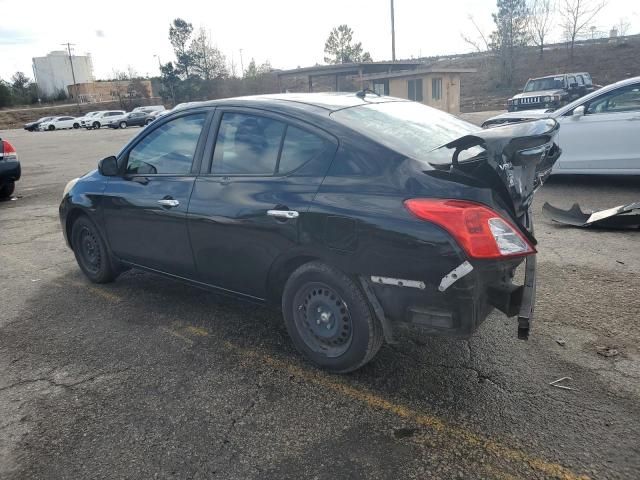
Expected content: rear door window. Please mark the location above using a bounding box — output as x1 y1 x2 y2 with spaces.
126 113 206 175
278 126 334 174
212 113 285 175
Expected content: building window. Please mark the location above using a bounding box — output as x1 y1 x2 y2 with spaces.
408 79 423 101
432 78 443 100
373 80 389 96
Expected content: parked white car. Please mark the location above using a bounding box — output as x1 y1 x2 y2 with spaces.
84 110 126 130
39 116 79 131
483 76 640 175
77 111 103 128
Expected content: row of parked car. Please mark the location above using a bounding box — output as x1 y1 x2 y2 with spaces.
23 105 167 132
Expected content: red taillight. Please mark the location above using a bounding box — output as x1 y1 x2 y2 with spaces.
404 199 535 259
1 140 17 160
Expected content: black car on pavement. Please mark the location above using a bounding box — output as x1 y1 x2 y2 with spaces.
507 72 596 111
0 138 20 198
59 93 560 372
107 111 154 129
23 116 54 132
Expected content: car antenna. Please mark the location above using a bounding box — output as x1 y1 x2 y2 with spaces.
355 88 381 99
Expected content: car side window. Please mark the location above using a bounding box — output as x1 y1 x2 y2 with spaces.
278 126 333 174
126 113 206 175
212 113 285 175
586 84 640 114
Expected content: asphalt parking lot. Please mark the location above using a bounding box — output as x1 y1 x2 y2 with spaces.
1 126 639 480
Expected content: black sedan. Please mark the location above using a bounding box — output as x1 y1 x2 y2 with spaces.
0 138 20 198
59 93 560 372
23 116 54 132
108 111 153 129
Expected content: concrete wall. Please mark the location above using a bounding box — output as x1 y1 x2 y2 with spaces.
32 51 94 98
382 73 460 113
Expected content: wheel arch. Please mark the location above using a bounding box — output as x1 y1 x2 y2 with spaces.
266 254 322 305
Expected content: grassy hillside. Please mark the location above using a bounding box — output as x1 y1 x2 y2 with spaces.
424 34 640 111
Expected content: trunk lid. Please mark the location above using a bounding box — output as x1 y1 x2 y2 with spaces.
427 119 561 229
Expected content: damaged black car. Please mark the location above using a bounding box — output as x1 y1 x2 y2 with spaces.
59 93 560 372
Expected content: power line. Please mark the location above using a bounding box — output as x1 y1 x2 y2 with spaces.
61 42 81 114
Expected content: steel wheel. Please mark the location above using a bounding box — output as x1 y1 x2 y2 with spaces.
71 216 118 283
293 281 354 358
78 224 102 275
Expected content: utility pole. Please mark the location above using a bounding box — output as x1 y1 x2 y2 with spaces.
239 49 245 77
62 42 81 114
390 0 396 61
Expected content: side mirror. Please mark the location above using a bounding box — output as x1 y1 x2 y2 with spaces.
572 105 586 118
98 156 119 176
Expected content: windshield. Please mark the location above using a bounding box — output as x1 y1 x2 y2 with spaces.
330 101 481 163
524 77 565 92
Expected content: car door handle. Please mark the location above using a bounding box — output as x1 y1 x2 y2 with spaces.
267 210 299 219
157 199 180 207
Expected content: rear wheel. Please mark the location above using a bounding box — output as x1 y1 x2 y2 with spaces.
71 216 117 283
119 121 127 129
0 182 15 199
282 262 383 373
145 119 152 126
73 123 80 129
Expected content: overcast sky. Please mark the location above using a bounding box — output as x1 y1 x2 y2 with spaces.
1 0 638 80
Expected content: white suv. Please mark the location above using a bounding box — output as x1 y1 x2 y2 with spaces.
84 111 126 130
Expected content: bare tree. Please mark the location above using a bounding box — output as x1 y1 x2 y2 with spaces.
529 0 555 55
616 18 631 37
461 15 491 52
560 0 607 58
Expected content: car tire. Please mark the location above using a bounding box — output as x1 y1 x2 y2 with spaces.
119 121 127 129
92 121 100 129
0 181 15 199
73 123 80 129
282 261 383 373
71 216 118 284
145 119 152 126
48 124 55 131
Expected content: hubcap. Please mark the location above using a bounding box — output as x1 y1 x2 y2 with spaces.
293 282 352 357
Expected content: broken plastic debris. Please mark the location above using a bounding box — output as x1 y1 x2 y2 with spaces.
542 202 640 229
549 376 574 390
596 346 619 358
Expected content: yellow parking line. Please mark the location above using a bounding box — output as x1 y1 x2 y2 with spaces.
67 280 123 303
224 341 589 480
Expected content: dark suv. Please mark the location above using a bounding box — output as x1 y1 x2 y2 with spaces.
507 72 596 112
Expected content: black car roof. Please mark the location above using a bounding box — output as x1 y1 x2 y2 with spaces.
177 92 405 115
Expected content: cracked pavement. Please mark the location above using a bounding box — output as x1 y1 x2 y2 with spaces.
1 127 639 479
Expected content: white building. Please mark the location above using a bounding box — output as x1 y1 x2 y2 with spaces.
32 51 94 98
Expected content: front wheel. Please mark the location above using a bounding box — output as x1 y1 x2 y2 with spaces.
119 121 127 129
73 123 80 129
282 262 383 373
92 121 100 129
48 124 55 131
71 216 118 283
145 119 152 126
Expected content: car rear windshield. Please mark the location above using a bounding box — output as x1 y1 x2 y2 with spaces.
330 101 481 163
524 77 565 92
